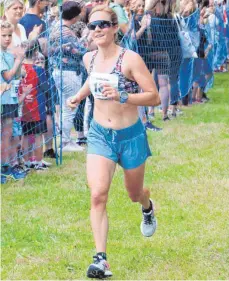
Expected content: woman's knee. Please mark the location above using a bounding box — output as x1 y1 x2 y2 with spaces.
91 188 109 208
128 191 142 203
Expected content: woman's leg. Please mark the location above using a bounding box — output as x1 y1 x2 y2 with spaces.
123 163 150 208
34 134 43 162
1 118 13 165
43 114 53 151
87 154 116 253
158 75 170 119
124 163 157 237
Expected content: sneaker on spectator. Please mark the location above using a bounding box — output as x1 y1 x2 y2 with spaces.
163 116 170 122
87 255 112 279
1 165 12 178
145 122 162 132
62 141 85 152
34 162 49 171
76 137 87 146
42 160 52 167
44 148 57 158
11 164 27 180
25 162 36 169
141 199 157 237
17 164 30 174
176 108 183 115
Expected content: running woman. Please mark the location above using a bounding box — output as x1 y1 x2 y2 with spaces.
67 5 161 279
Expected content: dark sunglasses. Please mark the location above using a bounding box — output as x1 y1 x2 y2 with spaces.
87 20 117 31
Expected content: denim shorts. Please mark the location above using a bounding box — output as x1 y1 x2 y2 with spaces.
87 118 152 170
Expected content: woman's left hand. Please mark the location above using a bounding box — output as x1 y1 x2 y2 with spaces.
102 84 120 101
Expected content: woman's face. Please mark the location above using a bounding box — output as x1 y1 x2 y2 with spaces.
136 0 145 15
89 11 118 47
5 1 24 24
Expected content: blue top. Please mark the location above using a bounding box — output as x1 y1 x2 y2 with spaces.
0 51 19 105
19 14 47 38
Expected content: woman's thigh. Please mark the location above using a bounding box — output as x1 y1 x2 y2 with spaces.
87 154 116 199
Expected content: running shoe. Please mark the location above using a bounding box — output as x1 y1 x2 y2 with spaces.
145 122 162 132
141 199 157 237
11 164 27 180
87 255 112 279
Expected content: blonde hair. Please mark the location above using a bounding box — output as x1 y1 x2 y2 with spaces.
89 4 118 24
0 20 13 31
4 0 24 10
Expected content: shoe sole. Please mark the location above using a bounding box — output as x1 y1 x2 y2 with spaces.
87 266 112 279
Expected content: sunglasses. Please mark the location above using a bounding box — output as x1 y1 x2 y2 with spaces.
87 20 117 31
93 0 105 2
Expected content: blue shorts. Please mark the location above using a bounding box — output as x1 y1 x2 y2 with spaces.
87 119 152 170
12 120 22 137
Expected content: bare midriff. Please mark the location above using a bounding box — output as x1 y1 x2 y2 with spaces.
93 99 139 129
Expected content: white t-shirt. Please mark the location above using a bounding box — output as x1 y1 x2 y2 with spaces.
12 24 27 47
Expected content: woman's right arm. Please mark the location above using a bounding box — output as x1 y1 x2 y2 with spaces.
67 53 92 108
67 78 91 108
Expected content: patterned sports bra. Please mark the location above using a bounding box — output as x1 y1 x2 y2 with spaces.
88 48 139 99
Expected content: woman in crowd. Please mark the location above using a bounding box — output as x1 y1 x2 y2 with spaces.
50 1 87 152
145 0 183 120
67 5 160 279
130 0 162 131
4 0 42 48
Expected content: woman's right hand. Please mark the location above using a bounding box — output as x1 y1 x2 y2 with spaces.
28 24 42 40
14 46 26 61
67 95 81 109
141 14 151 29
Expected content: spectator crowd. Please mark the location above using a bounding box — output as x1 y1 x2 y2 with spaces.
1 0 229 184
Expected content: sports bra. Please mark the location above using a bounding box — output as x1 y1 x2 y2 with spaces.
88 48 139 100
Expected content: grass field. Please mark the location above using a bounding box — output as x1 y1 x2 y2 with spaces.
1 73 229 280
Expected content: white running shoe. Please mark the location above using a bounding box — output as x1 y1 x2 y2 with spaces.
141 199 157 237
87 255 112 279
61 142 85 152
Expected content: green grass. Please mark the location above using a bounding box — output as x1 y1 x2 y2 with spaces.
1 73 229 280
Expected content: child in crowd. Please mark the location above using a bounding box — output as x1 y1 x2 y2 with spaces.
19 42 49 170
33 52 53 165
0 20 27 184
